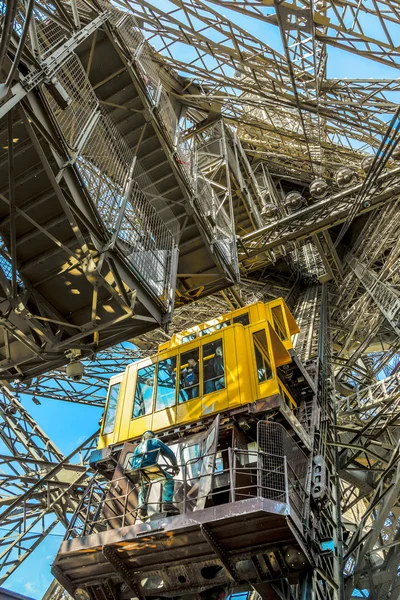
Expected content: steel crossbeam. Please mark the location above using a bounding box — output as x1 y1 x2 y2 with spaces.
347 254 400 338
1 0 400 597
0 384 98 583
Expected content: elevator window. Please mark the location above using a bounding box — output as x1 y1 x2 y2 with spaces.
253 330 273 382
133 364 156 418
203 339 225 394
179 348 200 402
155 356 177 411
200 320 230 336
272 305 288 340
103 382 121 434
182 333 196 344
233 312 249 326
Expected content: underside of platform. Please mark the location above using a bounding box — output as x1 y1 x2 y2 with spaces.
53 498 312 600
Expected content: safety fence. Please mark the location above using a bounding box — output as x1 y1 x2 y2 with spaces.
65 441 309 540
39 36 176 312
7 0 239 291
101 1 239 277
257 421 309 524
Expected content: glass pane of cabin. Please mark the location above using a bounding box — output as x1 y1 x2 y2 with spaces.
272 305 288 340
203 338 225 394
253 330 273 382
179 348 200 402
155 356 177 411
182 333 196 344
103 382 120 434
132 364 156 418
200 320 230 337
181 441 202 481
233 312 249 326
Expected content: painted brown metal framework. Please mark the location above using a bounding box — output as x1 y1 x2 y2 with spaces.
0 0 399 598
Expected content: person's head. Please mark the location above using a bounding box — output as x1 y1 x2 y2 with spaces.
188 356 197 367
215 346 223 357
142 430 155 441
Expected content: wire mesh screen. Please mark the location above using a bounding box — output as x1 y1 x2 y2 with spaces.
118 180 175 303
35 11 67 57
13 1 68 59
257 421 309 522
41 47 175 311
77 110 175 310
76 111 130 230
43 54 99 150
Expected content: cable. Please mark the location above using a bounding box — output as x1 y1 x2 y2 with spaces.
335 106 400 247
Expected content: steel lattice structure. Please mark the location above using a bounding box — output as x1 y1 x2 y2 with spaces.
0 0 399 598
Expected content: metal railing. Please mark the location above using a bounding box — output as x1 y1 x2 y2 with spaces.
338 373 400 416
65 446 308 541
100 1 239 280
41 46 177 312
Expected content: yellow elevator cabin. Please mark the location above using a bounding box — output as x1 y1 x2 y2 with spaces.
98 299 300 449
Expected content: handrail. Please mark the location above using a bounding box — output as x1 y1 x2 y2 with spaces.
65 447 308 540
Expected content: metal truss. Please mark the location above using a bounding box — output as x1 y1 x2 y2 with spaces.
337 374 400 599
0 383 98 584
0 0 399 597
124 0 398 175
347 254 400 337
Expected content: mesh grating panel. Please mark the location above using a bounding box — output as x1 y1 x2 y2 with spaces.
44 54 99 150
13 1 67 58
35 12 67 57
77 113 130 232
118 181 175 302
77 110 175 310
257 421 309 521
41 41 175 310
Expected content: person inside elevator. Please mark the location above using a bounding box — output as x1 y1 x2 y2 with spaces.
204 344 225 393
181 354 199 399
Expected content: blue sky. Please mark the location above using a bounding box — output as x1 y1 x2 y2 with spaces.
4 399 103 598
4 2 400 599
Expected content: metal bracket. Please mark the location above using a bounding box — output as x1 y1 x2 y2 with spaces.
51 564 76 596
200 523 238 582
102 545 146 600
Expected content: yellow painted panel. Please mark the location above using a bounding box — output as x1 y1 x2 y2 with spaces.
255 377 280 401
228 326 242 409
202 388 228 417
152 406 177 431
268 323 292 366
231 325 251 407
282 299 300 336
117 362 137 444
128 414 153 440
177 397 202 423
